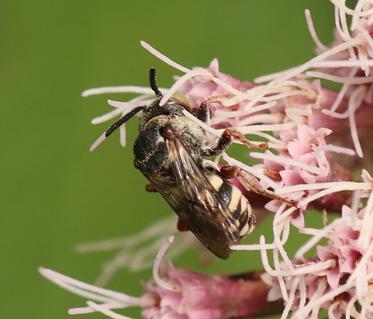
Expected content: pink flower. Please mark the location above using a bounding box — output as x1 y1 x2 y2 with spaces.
262 202 373 318
142 267 277 319
359 15 373 58
176 59 252 111
314 207 362 289
259 122 348 227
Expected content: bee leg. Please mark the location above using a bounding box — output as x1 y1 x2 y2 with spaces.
222 129 268 150
238 170 297 207
202 129 267 157
145 183 158 192
219 165 295 207
201 129 232 156
177 218 189 232
194 102 210 123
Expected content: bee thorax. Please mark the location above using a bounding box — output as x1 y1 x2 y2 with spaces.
133 112 206 175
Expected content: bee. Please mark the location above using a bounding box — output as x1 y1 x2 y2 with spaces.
91 68 291 259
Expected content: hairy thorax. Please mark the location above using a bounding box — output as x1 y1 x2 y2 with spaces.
133 114 206 175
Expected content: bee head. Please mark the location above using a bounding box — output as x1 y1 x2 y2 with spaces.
90 68 167 151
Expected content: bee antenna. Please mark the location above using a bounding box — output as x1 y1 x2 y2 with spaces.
90 106 144 151
149 67 163 98
105 106 144 137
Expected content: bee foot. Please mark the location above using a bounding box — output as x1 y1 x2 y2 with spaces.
177 219 189 232
145 183 158 192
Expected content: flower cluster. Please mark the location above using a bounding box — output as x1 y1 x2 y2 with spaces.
41 237 279 319
41 1 373 318
261 195 373 319
142 266 273 319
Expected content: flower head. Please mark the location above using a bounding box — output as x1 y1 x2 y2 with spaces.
142 267 272 319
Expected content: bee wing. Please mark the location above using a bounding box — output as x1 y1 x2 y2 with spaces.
145 175 182 215
161 131 240 259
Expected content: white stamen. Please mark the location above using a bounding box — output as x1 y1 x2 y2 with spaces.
91 96 149 124
119 124 126 147
303 271 373 318
348 86 366 157
140 41 191 74
92 108 124 125
309 279 327 319
328 0 373 17
310 59 373 68
86 301 133 319
351 0 366 30
228 122 297 134
237 113 284 126
346 295 359 319
328 302 340 319
210 77 244 96
160 69 210 106
230 243 276 251
108 97 147 109
304 9 328 51
82 86 164 97
358 190 373 248
90 132 107 152
298 277 307 315
335 2 351 42
152 235 179 292
69 301 123 315
351 191 361 230
211 101 277 120
295 219 343 259
258 235 289 301
297 184 361 210
281 277 299 319
329 68 359 113
306 70 373 84
258 236 335 277
273 205 295 271
250 151 326 176
39 268 143 304
256 35 364 84
316 144 356 156
361 29 373 54
273 248 290 303
254 65 300 83
276 181 372 195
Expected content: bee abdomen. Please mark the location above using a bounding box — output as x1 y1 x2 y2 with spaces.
207 174 255 238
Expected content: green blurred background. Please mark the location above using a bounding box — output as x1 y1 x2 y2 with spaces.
1 1 334 318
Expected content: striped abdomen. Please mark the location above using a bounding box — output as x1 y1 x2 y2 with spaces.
207 173 256 238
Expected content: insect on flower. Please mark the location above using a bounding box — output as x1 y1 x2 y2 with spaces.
91 68 294 259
